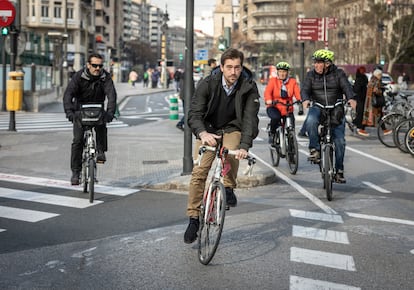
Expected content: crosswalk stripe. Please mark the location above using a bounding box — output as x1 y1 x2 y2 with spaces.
0 229 6 233
0 173 138 196
290 209 343 223
290 247 356 271
0 205 59 222
290 275 361 290
0 187 102 208
292 225 350 244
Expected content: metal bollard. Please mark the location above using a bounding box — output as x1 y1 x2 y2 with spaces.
169 94 179 120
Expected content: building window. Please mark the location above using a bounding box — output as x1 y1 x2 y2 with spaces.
67 7 74 19
41 1 49 17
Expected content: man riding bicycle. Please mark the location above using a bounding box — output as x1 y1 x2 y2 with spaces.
63 53 117 185
264 61 302 144
301 49 356 183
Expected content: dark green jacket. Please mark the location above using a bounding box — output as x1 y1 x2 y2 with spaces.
188 67 260 151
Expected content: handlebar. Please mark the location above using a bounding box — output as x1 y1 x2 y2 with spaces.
313 99 347 110
195 145 256 176
270 100 302 106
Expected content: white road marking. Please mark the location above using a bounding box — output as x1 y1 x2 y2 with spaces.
346 212 414 226
292 225 349 244
290 247 356 271
250 152 337 214
0 229 6 233
362 181 391 193
410 249 414 254
0 187 102 208
0 205 59 222
347 146 414 175
290 275 361 290
0 173 138 196
290 209 343 223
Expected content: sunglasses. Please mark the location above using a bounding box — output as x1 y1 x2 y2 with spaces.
90 63 104 68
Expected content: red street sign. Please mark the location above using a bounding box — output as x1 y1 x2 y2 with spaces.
328 17 337 29
0 0 16 27
297 18 324 41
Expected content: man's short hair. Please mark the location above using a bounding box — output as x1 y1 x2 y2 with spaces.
220 48 244 66
88 53 103 63
208 58 216 66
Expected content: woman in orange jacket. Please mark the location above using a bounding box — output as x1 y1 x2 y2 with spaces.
264 61 302 143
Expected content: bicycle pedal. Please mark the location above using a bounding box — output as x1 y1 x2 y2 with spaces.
225 205 230 210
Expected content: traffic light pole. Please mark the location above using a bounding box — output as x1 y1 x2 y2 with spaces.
8 26 17 131
182 0 194 175
1 34 6 111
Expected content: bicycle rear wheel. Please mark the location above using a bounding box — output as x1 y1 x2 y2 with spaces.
286 131 299 174
88 159 95 203
377 113 404 147
323 146 333 201
198 181 226 265
405 126 414 157
394 118 414 153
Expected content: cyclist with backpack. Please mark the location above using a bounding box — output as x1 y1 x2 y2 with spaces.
301 49 356 183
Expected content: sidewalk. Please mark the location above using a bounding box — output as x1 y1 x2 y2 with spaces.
0 81 276 192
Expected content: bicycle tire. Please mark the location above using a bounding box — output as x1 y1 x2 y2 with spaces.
394 118 414 153
198 181 226 265
286 131 299 174
405 126 414 157
324 146 333 201
82 160 88 193
88 159 95 203
269 146 280 167
377 113 404 148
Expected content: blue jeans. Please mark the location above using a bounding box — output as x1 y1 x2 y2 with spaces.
306 106 346 171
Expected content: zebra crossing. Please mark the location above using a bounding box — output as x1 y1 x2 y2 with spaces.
289 209 360 290
0 173 139 233
0 112 128 132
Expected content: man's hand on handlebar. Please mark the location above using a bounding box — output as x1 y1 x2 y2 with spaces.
199 131 222 146
348 99 357 110
234 148 248 160
302 100 310 109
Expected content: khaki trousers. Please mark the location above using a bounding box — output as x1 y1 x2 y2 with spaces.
186 131 241 217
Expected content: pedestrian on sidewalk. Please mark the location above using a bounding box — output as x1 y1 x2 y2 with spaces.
128 70 138 87
63 53 117 185
143 69 149 88
183 48 260 244
353 66 369 136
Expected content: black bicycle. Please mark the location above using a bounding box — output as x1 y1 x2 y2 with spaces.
267 100 301 174
309 100 345 201
79 104 104 203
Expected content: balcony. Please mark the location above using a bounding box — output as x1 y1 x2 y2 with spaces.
252 0 290 3
250 10 291 17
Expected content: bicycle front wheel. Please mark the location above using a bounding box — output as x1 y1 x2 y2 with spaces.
286 131 299 174
88 159 95 203
394 118 414 153
198 181 226 265
377 113 404 148
82 159 88 193
405 126 414 157
323 146 333 201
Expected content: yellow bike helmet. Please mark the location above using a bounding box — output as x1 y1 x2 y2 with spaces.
276 61 290 70
312 49 334 62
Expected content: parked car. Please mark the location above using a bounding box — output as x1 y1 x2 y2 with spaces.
366 72 400 93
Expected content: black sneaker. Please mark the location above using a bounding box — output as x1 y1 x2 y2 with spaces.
298 131 308 138
71 171 80 185
176 123 184 131
225 187 238 208
184 217 199 244
308 148 320 163
268 133 275 144
335 169 346 184
97 151 106 164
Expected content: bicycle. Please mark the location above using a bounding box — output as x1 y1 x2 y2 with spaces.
309 100 345 201
196 142 256 265
79 104 105 203
405 124 414 157
393 116 414 153
267 100 301 174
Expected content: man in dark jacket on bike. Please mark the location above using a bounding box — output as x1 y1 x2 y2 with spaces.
63 53 117 185
183 48 260 244
301 49 356 183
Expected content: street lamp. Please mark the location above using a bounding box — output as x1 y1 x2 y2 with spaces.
160 7 169 88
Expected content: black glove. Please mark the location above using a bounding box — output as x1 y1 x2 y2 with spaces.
66 112 74 122
105 113 114 123
298 103 304 115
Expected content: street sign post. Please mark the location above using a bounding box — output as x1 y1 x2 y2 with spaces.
0 0 16 27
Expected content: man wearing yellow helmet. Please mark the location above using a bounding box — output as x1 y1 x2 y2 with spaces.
264 61 301 143
301 49 356 183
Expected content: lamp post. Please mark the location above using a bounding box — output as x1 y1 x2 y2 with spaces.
160 7 169 89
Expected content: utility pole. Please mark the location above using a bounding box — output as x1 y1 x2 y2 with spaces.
161 6 169 89
182 0 194 175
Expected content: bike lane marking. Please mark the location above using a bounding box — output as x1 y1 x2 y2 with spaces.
0 205 59 222
250 152 337 214
290 275 361 290
0 173 138 196
346 212 414 226
0 187 102 208
292 225 350 244
361 181 391 193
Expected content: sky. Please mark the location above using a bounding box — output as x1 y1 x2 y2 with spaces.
150 0 216 35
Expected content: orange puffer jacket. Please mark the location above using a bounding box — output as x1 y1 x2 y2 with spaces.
264 77 301 116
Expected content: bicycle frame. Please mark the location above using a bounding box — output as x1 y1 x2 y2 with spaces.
81 125 97 203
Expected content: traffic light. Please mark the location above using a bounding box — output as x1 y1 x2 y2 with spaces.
218 36 227 51
179 53 183 61
1 27 9 36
